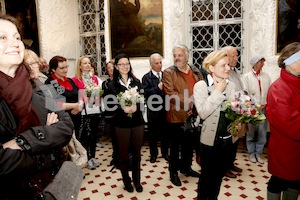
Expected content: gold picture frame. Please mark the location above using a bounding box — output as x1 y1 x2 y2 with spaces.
110 0 163 58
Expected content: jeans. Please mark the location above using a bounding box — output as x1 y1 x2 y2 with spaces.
246 110 268 155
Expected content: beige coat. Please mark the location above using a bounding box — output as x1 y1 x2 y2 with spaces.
193 80 236 146
241 71 271 105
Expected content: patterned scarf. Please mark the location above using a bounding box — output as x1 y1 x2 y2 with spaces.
0 65 41 135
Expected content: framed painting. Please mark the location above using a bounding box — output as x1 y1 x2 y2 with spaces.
276 0 300 53
110 0 163 58
3 0 39 53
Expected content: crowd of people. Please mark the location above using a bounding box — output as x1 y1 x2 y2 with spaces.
1 13 300 199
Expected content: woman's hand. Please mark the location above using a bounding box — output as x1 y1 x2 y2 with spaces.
3 139 22 150
123 105 137 114
71 103 82 115
235 123 242 131
213 76 227 93
260 104 267 110
46 112 59 125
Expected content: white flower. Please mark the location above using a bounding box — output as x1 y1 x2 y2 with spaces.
117 86 144 117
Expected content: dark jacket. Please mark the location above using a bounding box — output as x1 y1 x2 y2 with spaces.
0 83 74 199
141 70 165 123
45 76 81 130
163 65 202 123
106 77 145 128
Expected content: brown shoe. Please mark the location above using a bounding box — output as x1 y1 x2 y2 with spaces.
225 170 237 178
231 165 242 173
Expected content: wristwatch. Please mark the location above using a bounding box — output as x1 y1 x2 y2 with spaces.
15 136 31 151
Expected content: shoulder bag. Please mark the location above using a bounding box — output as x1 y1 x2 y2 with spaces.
67 133 88 168
182 112 203 133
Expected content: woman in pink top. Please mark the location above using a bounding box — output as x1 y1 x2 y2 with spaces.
73 56 102 170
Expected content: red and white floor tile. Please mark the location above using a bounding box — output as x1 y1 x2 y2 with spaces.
78 136 272 200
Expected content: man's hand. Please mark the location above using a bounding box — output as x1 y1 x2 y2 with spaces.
158 82 163 90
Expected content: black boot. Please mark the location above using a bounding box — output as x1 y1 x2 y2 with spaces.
121 171 133 193
132 161 143 192
170 172 181 186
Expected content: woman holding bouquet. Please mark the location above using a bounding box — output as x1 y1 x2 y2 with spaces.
105 54 145 193
266 42 300 200
193 50 241 199
72 56 102 170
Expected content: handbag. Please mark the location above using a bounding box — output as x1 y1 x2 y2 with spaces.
67 133 88 168
43 161 84 200
76 104 92 141
182 113 203 133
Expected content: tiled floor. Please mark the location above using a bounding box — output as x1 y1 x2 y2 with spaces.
77 134 276 200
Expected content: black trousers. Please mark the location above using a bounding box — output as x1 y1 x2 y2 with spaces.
197 138 233 200
148 115 169 158
115 125 144 174
77 114 100 160
268 175 300 193
168 122 194 174
229 140 238 168
105 115 118 160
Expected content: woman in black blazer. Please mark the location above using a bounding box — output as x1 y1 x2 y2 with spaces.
105 54 145 193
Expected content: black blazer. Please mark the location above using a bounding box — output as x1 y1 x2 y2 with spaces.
106 77 145 128
141 71 165 122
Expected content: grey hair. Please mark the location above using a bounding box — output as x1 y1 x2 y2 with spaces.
221 45 235 53
172 44 189 59
149 53 163 64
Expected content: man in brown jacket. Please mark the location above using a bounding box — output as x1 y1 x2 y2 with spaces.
162 44 202 186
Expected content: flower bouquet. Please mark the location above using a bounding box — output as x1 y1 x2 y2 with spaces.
224 92 266 137
117 86 144 118
85 82 104 98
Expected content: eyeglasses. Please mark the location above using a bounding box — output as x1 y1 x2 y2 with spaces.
117 63 130 67
57 65 69 70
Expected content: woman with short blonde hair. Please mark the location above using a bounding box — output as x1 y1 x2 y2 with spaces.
194 50 240 199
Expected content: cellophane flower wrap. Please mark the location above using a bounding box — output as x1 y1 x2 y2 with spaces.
117 86 144 118
224 92 266 137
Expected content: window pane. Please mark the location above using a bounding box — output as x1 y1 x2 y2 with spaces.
191 0 213 22
219 0 242 20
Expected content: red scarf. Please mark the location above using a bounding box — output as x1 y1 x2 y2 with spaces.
51 74 73 91
253 69 261 95
0 65 41 135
